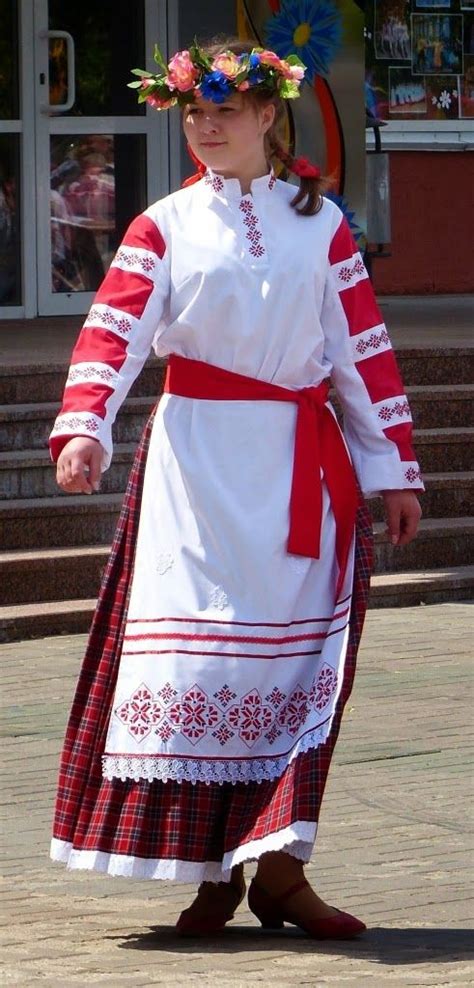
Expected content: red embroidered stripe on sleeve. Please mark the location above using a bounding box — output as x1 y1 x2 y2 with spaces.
121 213 166 257
60 382 115 420
329 213 419 469
50 213 167 457
328 216 357 265
355 350 404 403
352 337 415 452
71 328 128 371
383 426 417 463
337 278 384 338
94 268 154 318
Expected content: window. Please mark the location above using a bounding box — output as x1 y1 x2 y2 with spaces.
365 0 474 148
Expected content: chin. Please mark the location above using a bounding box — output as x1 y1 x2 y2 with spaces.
200 152 231 170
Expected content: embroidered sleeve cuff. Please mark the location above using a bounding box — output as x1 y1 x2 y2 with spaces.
348 445 425 498
49 412 113 471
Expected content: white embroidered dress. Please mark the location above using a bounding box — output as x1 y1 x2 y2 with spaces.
51 168 423 797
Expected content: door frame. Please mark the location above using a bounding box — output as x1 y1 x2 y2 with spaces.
0 0 170 320
0 1 37 318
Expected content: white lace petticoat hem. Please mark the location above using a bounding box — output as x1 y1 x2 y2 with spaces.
50 821 317 883
102 723 331 785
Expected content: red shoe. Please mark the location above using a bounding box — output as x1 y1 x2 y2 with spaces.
176 877 246 937
248 878 366 939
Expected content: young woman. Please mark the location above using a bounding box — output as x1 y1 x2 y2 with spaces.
49 38 423 939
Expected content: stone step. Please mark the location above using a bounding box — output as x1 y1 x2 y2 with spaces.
2 564 473 642
1 347 471 405
0 444 136 499
373 516 474 573
0 358 166 405
0 545 109 606
414 428 474 473
2 429 472 521
0 492 122 550
369 565 474 608
407 384 473 430
1 386 473 475
0 395 156 452
2 509 473 605
0 469 471 568
3 522 474 607
0 598 96 644
394 347 474 386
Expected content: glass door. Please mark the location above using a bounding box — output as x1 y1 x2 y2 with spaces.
34 0 168 315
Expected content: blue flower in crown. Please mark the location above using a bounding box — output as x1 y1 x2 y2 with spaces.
248 53 261 69
245 51 265 86
199 71 233 103
265 0 343 83
325 193 365 246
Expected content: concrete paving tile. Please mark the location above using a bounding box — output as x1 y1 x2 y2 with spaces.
1 603 473 985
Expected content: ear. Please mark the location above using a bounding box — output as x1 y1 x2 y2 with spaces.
260 101 276 135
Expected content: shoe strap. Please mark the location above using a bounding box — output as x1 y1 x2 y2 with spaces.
278 878 310 904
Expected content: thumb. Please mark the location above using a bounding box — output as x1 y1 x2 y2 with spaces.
87 444 103 492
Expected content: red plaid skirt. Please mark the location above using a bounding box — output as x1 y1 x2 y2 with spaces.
51 407 373 879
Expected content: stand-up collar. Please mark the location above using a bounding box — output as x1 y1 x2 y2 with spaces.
201 167 277 203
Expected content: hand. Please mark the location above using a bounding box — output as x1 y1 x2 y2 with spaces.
56 437 103 495
382 490 422 547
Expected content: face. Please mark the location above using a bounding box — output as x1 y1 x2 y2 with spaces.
182 92 275 175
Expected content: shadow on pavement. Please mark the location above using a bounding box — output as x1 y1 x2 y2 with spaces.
109 925 474 963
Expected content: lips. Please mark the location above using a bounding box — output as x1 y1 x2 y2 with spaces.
200 142 225 147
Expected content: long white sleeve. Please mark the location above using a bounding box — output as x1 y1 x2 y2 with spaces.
321 209 424 497
49 209 170 470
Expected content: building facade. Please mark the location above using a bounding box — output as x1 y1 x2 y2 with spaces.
0 0 471 321
365 0 474 294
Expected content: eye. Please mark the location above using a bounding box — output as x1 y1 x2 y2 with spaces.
186 108 201 116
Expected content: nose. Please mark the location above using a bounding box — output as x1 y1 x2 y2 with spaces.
201 114 219 134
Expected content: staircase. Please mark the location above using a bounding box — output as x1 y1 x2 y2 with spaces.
0 346 473 642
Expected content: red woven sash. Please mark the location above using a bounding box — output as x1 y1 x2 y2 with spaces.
164 354 358 593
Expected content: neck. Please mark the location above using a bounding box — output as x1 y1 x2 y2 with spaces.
213 157 270 195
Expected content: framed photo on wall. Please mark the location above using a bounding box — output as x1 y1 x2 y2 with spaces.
411 14 463 75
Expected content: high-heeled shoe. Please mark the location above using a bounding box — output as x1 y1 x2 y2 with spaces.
176 877 246 936
248 878 366 939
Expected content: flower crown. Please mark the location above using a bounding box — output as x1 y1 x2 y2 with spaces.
128 41 307 110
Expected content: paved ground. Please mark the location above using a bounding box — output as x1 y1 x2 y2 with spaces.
1 602 473 986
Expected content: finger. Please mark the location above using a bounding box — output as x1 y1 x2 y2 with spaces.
87 446 103 492
385 503 401 546
68 455 93 494
57 469 83 494
56 458 71 490
397 507 421 546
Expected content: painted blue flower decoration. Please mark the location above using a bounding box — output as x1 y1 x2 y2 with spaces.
200 71 233 103
325 193 365 246
265 0 343 83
